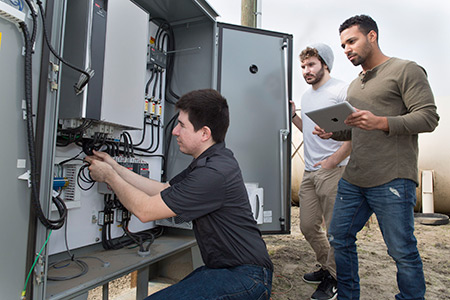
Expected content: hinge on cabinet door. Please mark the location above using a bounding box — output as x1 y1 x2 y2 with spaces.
280 129 289 141
49 62 59 91
34 253 45 285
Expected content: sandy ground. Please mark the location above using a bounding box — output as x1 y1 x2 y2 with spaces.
267 206 450 300
88 206 450 300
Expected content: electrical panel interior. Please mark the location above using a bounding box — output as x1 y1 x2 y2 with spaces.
49 0 176 256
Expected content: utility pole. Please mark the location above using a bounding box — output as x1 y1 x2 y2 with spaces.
241 0 261 28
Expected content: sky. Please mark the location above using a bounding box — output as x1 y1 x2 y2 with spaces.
206 0 450 104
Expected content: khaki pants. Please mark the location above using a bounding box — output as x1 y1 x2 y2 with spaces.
298 166 344 279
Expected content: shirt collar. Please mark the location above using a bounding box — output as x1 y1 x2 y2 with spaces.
188 142 225 169
359 57 394 83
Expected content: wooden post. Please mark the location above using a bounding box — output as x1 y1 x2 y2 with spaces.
241 0 257 27
130 270 138 288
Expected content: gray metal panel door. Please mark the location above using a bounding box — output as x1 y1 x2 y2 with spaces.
0 7 36 298
217 24 292 233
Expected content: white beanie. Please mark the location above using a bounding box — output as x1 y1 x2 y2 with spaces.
310 43 334 72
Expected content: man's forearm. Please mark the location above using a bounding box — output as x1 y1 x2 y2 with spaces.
105 172 174 222
114 163 169 196
327 141 351 166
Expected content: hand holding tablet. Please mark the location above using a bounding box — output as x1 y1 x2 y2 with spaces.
305 102 356 132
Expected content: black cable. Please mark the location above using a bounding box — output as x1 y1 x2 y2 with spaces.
35 0 93 93
20 21 67 230
57 120 93 147
47 258 88 281
46 212 111 281
57 151 83 166
159 70 164 100
77 164 95 191
134 116 150 147
134 118 163 154
151 17 179 104
122 132 135 157
145 68 156 95
152 69 160 97
162 112 178 181
23 0 37 47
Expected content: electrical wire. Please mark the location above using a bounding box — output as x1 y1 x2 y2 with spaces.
34 0 94 93
151 17 179 104
162 112 179 181
20 20 67 230
57 150 84 166
47 211 110 281
77 163 95 191
134 119 161 153
21 230 52 299
134 116 150 147
23 0 37 47
145 68 157 95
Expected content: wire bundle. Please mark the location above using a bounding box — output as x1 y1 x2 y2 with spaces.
57 120 93 147
100 194 163 251
20 0 67 230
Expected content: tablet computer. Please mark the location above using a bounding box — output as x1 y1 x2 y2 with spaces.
305 102 356 132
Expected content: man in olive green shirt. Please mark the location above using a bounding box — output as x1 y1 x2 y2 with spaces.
314 15 439 300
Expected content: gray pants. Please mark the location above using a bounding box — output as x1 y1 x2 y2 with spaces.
299 166 344 279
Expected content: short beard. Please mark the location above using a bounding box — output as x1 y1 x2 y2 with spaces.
305 65 325 85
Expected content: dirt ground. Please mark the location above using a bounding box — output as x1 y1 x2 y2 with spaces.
267 206 450 300
89 205 450 300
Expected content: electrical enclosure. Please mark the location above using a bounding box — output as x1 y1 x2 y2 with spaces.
0 0 292 299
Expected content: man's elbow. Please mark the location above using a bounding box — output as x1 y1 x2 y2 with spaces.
133 211 154 223
426 113 440 133
132 207 176 223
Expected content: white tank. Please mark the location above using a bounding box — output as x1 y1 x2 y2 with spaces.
416 96 450 214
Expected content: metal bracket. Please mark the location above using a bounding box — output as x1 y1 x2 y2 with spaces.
34 253 45 285
49 62 59 91
280 129 289 141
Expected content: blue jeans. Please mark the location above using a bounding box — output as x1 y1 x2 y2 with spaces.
145 264 272 300
329 179 425 300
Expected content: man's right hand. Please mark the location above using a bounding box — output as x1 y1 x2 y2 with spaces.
289 100 296 118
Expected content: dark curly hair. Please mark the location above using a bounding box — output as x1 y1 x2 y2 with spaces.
339 15 378 41
299 47 327 69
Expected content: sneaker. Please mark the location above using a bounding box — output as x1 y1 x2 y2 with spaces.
310 274 338 300
303 267 328 284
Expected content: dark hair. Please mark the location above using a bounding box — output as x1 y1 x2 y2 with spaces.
299 47 327 68
175 89 229 143
339 15 378 39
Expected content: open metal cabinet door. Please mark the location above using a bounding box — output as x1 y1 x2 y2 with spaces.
217 23 293 234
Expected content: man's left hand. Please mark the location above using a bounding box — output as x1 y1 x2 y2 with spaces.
85 155 116 183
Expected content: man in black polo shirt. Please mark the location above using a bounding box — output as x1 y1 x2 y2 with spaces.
86 89 273 299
